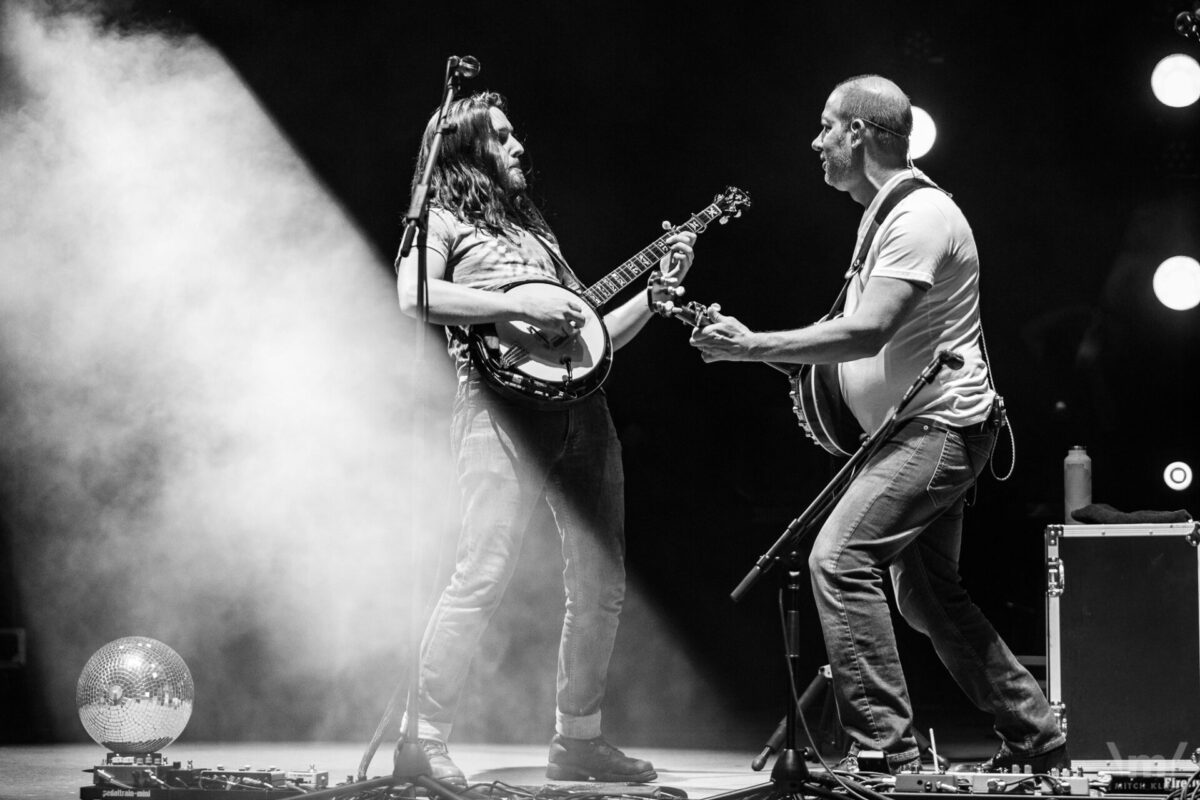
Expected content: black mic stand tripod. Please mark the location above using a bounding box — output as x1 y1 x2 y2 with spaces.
704 350 964 800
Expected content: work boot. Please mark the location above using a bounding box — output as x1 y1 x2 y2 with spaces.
546 734 657 782
417 739 467 787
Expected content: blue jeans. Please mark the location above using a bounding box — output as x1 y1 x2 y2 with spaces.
808 418 1064 768
415 376 626 743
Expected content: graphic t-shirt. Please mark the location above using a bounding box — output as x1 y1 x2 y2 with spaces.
418 207 581 372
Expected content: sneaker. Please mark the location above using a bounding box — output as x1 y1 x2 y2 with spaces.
418 739 467 787
977 742 1070 774
546 734 657 783
889 754 922 774
831 750 920 775
831 752 860 773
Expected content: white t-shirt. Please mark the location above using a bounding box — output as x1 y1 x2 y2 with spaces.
838 170 994 434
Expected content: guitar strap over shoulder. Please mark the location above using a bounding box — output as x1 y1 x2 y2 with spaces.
825 177 940 319
530 230 586 293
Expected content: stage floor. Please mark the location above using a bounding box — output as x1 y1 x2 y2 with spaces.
0 737 1008 800
2 742 775 799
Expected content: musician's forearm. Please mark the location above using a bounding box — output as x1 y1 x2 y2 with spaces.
604 295 654 351
747 322 886 364
398 279 529 327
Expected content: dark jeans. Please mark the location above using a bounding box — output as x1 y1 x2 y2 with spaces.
415 376 626 743
809 417 1065 768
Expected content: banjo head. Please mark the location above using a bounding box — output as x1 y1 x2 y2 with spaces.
471 280 612 406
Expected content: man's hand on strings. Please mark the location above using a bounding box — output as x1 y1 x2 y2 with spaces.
689 305 757 362
521 294 588 338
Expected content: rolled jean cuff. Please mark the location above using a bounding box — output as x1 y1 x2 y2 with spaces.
1022 733 1068 756
556 709 602 740
415 717 451 744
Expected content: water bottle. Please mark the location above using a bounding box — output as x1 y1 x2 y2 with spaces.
1064 446 1092 523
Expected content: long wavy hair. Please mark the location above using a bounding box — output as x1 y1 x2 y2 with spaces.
410 91 551 239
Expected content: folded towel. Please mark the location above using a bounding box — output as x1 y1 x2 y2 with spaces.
1070 503 1192 524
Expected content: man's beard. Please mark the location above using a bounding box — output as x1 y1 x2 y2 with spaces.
824 151 851 187
502 165 527 193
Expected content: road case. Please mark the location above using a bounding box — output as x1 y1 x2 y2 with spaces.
1045 521 1200 771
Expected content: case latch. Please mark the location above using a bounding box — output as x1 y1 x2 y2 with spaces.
1047 557 1065 596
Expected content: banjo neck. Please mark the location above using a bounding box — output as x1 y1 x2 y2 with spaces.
581 200 730 310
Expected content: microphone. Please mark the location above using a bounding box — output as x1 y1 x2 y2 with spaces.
917 349 963 386
937 350 965 370
448 55 481 78
1176 11 1198 40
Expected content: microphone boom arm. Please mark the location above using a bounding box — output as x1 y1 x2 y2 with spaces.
399 55 480 262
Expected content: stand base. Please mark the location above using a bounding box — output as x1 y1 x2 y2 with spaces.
704 748 849 800
770 748 813 793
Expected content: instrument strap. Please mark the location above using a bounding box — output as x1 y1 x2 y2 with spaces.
826 177 940 319
530 230 586 294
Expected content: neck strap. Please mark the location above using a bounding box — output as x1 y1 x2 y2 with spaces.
826 177 938 318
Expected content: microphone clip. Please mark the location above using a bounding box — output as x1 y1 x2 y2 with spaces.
447 55 481 79
1176 11 1200 41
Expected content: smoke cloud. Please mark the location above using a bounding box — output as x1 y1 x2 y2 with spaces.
0 1 462 742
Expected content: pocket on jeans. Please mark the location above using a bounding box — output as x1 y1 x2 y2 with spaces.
965 433 995 477
924 431 974 508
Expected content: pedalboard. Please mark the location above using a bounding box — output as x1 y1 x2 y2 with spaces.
81 756 329 799
895 772 1091 795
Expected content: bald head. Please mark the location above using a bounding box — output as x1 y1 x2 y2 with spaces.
831 75 912 164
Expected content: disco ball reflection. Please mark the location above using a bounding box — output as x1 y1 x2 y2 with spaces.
76 636 194 754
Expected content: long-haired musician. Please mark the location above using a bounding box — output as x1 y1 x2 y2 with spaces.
395 91 695 786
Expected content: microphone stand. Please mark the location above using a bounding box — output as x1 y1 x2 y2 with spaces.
392 56 476 800
398 55 477 262
707 351 961 800
700 557 858 800
334 56 478 800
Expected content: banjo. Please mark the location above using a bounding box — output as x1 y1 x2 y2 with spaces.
466 186 752 407
653 299 862 456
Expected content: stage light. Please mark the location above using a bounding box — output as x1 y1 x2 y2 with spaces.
1163 461 1193 491
910 106 936 160
1151 54 1200 107
1152 255 1200 310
